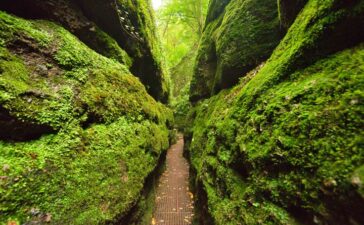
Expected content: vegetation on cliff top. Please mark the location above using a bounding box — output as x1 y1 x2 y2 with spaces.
156 0 209 129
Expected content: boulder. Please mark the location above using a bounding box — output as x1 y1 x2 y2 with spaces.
0 0 169 102
0 11 172 224
190 0 282 102
186 0 364 224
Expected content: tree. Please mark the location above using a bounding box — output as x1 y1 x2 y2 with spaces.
156 0 209 68
155 0 209 129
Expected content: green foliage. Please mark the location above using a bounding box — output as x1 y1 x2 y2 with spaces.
170 49 197 98
156 0 209 69
156 0 208 129
171 85 192 130
157 22 196 69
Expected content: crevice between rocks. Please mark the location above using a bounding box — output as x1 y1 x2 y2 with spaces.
0 106 56 142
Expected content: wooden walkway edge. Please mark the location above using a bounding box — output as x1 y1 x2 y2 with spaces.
152 136 194 225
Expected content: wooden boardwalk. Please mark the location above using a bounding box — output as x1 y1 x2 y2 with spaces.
152 136 194 225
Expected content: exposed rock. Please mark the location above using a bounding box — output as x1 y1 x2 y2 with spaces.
0 106 55 141
278 0 307 29
204 0 231 24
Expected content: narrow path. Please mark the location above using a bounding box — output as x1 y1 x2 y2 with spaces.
152 135 194 225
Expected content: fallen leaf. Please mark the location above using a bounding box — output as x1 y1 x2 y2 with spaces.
29 152 38 160
44 213 52 222
7 221 17 225
3 164 10 172
188 192 194 199
351 175 362 186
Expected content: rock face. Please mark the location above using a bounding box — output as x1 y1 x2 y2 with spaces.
0 4 171 225
186 0 364 224
190 0 282 102
278 0 307 29
0 0 169 103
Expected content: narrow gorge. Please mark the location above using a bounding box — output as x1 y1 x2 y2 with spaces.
0 0 363 225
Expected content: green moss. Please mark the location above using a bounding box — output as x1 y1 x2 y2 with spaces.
117 0 170 103
188 43 364 224
214 0 281 90
0 118 170 224
0 11 172 224
0 11 172 128
186 0 364 223
0 12 51 47
0 48 28 102
190 18 222 101
190 0 282 101
93 27 133 68
205 0 231 24
238 0 364 111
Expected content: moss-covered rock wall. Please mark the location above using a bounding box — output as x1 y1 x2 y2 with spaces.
190 0 282 102
0 6 171 225
186 0 364 224
0 0 169 103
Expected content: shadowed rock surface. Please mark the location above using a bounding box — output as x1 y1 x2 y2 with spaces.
0 106 55 141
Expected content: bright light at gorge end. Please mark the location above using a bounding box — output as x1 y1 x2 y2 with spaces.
152 0 162 10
